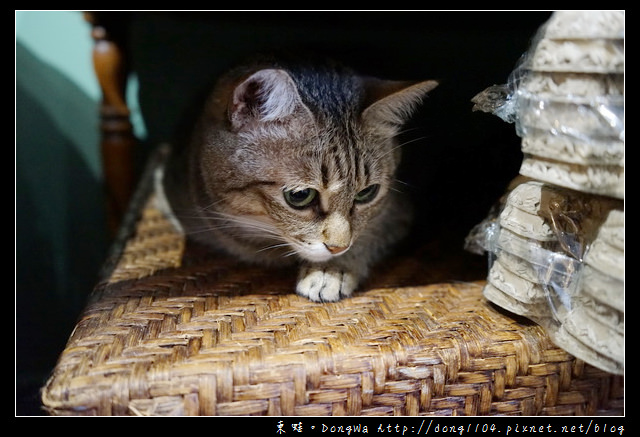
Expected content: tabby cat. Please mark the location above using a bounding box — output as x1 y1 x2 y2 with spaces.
158 55 438 302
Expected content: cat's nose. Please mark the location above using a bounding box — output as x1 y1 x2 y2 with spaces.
324 244 348 255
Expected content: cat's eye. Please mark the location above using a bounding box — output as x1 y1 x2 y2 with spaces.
355 184 380 204
283 188 318 209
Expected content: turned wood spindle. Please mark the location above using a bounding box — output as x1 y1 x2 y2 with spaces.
84 12 136 234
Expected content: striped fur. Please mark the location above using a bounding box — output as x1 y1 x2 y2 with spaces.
163 56 437 302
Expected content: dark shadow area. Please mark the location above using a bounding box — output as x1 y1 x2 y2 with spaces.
16 42 109 415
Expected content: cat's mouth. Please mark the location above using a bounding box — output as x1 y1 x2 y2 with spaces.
294 241 351 263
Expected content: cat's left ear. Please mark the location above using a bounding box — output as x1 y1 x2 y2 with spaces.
228 69 308 132
362 79 438 129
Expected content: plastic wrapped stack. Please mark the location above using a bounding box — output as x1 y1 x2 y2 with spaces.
468 11 624 374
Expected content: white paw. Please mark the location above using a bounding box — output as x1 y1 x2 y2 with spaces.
296 266 357 302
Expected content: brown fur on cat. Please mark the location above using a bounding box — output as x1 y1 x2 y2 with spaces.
160 55 437 302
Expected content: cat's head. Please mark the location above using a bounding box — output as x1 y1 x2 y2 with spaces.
193 63 437 263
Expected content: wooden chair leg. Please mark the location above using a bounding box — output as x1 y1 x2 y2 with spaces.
84 12 136 234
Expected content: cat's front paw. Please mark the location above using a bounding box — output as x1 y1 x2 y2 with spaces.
296 266 357 302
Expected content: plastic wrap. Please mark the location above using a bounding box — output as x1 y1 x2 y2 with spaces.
466 179 624 374
467 11 624 374
471 11 624 199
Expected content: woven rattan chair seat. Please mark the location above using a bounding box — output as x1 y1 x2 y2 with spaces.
41 157 624 416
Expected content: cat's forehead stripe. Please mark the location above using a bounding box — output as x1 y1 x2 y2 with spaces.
320 163 330 188
320 139 373 189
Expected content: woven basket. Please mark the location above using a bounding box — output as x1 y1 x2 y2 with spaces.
40 154 624 416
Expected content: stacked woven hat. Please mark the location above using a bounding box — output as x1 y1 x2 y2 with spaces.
468 11 624 374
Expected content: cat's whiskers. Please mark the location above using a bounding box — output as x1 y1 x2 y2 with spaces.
203 209 277 230
375 135 428 162
201 198 226 211
254 242 293 255
396 125 431 137
389 178 415 194
397 135 429 148
388 185 404 194
178 208 285 243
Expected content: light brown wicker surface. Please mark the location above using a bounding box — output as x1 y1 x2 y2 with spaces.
40 158 624 416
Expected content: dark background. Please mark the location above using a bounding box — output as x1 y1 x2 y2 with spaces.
128 11 551 242
16 11 552 415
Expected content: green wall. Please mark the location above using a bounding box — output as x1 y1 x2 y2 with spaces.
16 11 118 413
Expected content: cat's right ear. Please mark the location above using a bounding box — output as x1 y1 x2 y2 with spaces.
362 79 439 130
228 69 304 132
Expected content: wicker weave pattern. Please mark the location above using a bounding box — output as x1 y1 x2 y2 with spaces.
108 198 185 282
41 193 624 416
